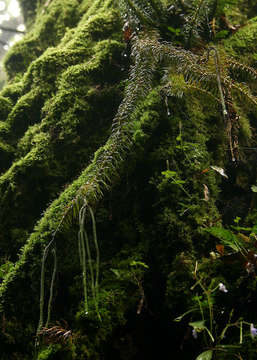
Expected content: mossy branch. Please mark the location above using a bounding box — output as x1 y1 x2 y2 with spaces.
37 32 159 326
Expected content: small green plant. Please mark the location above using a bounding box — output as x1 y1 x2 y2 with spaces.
175 260 256 359
207 218 257 275
161 169 192 200
111 259 149 314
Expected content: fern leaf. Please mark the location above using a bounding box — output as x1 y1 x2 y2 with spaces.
227 58 257 80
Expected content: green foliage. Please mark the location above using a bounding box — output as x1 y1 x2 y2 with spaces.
224 16 257 64
111 258 149 282
0 0 257 358
5 0 81 78
0 260 13 280
196 350 213 360
37 343 76 360
161 169 191 199
207 219 257 259
0 0 125 257
207 226 244 252
215 0 239 16
175 259 256 359
119 0 166 32
119 0 244 46
37 345 61 360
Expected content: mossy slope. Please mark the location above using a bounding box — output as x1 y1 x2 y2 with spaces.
0 0 124 258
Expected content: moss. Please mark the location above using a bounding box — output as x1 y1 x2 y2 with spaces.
0 85 162 358
0 0 125 261
224 16 257 64
10 0 122 81
0 96 12 120
0 122 10 139
18 0 38 26
0 81 23 104
0 141 14 171
37 344 76 360
0 74 224 357
5 0 81 79
1 7 124 144
6 88 46 138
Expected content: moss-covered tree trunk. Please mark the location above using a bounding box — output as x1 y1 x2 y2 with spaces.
0 0 257 359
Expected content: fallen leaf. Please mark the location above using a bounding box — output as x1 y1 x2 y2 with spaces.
210 166 228 179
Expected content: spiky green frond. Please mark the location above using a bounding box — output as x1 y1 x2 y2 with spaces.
227 57 257 80
230 81 257 108
119 0 166 29
59 32 257 232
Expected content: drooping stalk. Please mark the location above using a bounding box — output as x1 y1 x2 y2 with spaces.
78 202 100 318
78 204 89 314
38 215 66 333
89 206 100 318
45 248 57 328
83 224 96 307
38 239 53 332
211 47 228 119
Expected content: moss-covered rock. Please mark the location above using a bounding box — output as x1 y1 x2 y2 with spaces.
0 1 125 258
5 0 81 78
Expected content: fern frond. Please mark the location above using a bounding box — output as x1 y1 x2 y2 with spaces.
120 0 156 28
147 0 165 19
227 57 257 80
229 81 257 108
187 82 221 104
120 0 166 32
183 0 214 44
